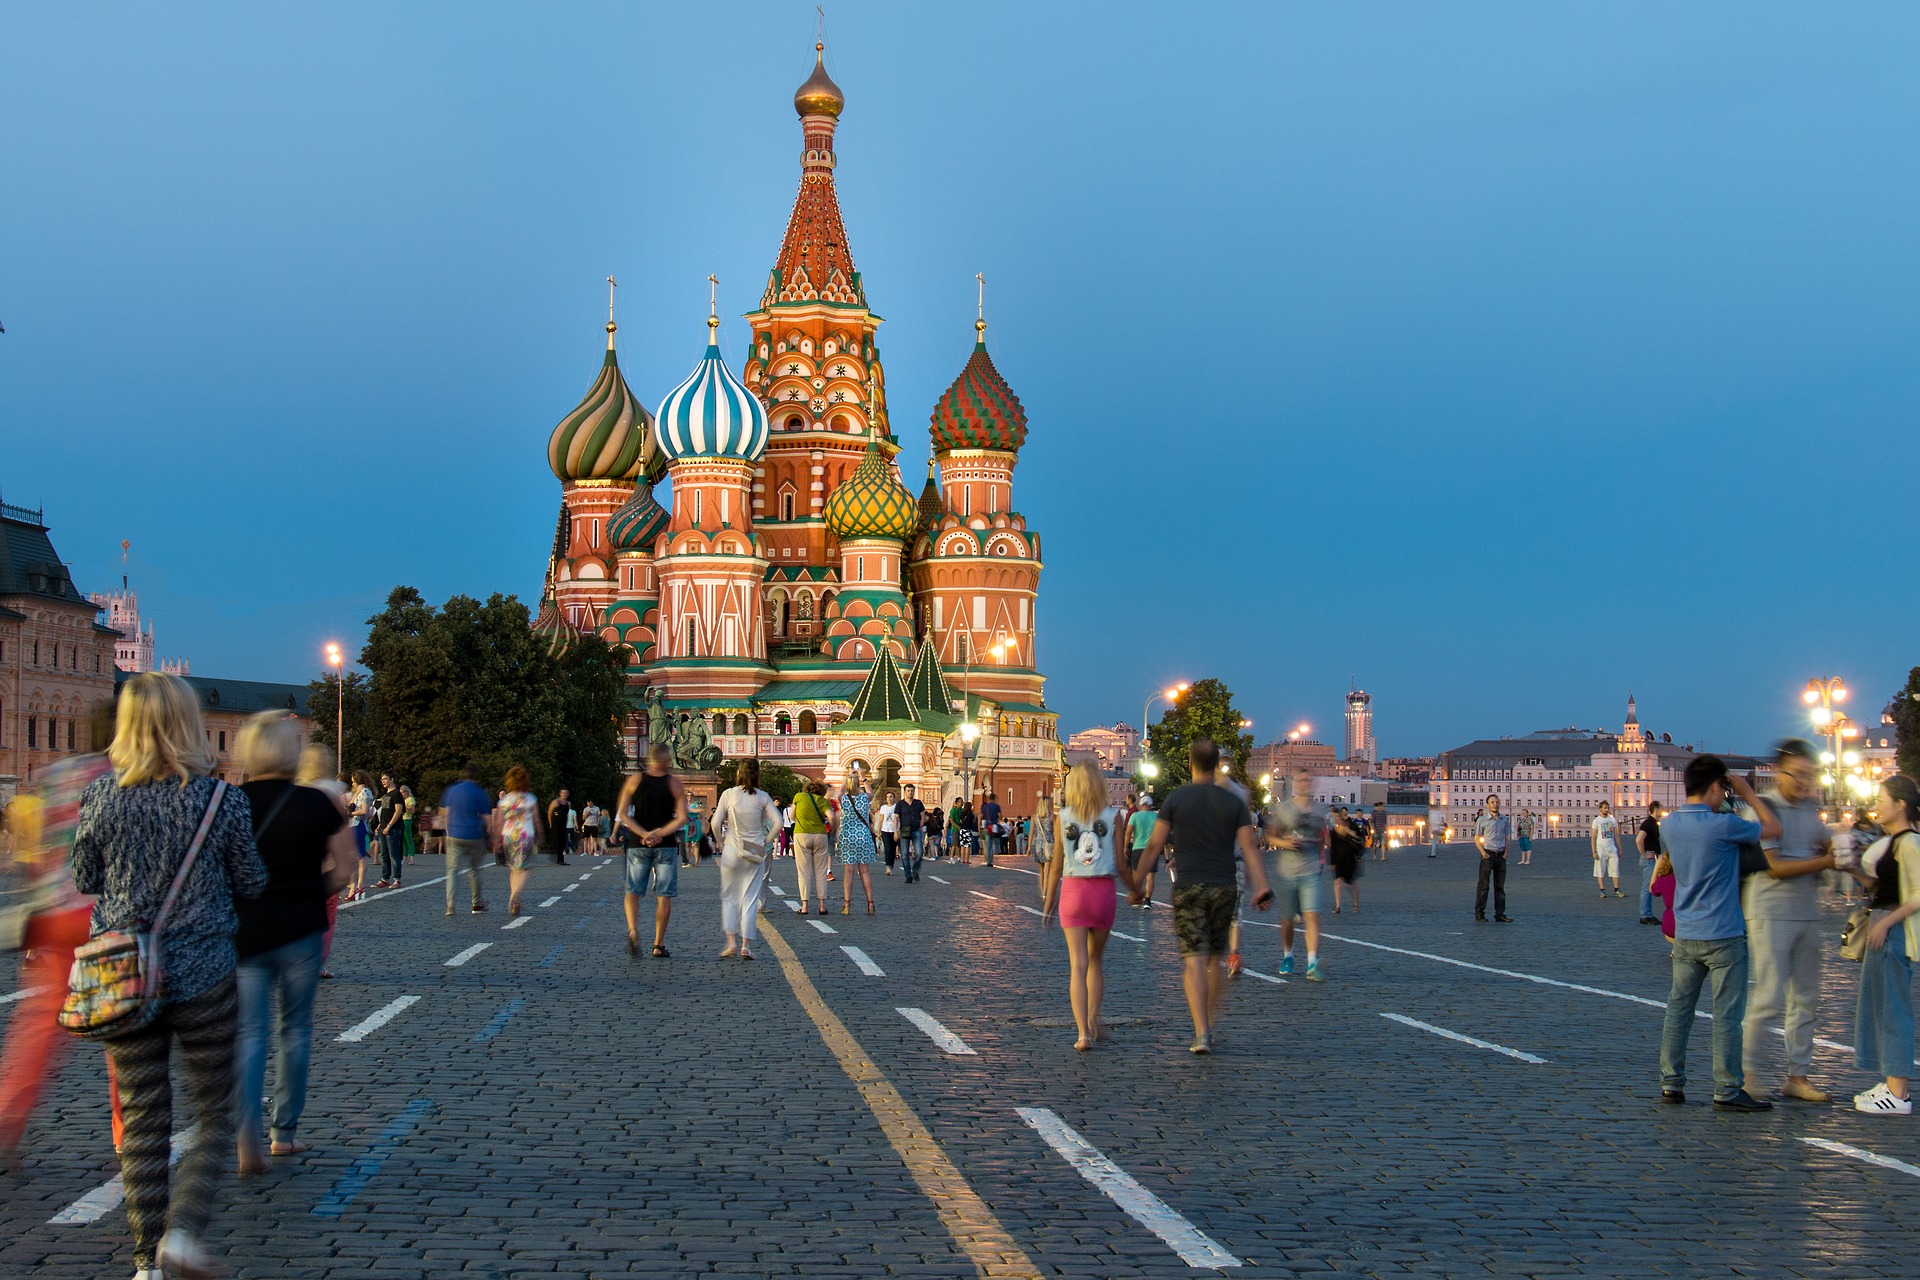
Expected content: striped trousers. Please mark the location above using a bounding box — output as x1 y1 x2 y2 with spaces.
106 975 238 1270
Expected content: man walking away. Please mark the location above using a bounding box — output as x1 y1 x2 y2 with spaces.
1592 801 1625 898
441 763 495 916
1659 755 1779 1112
1132 738 1273 1054
898 784 926 883
1474 795 1513 922
981 792 1003 867
1372 800 1390 861
1127 797 1157 907
1637 802 1665 923
1743 741 1841 1103
618 747 687 958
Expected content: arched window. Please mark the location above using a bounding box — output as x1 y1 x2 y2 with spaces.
786 415 804 432
775 713 792 735
799 710 818 734
732 714 749 735
713 713 728 736
796 592 814 621
780 488 796 522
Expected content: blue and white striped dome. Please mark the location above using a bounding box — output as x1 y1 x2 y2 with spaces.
653 318 770 463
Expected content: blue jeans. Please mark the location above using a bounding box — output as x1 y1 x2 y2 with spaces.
1855 922 1914 1078
1660 935 1749 1100
235 930 325 1148
378 830 404 881
901 829 923 877
1639 856 1658 918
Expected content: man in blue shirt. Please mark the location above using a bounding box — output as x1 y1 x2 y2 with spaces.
440 762 496 917
981 793 1003 867
1658 755 1780 1111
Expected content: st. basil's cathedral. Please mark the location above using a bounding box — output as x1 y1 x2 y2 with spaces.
534 43 1060 814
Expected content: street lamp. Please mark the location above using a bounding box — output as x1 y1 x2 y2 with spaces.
325 643 344 776
959 719 980 807
1141 683 1188 775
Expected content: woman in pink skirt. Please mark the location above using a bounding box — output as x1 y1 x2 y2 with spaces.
1041 761 1133 1051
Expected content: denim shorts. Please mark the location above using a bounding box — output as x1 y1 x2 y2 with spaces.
625 844 679 898
1275 870 1322 918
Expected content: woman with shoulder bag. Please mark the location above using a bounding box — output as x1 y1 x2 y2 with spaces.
1851 775 1920 1115
1040 762 1132 1051
714 760 782 960
70 673 268 1280
836 771 880 915
233 712 355 1175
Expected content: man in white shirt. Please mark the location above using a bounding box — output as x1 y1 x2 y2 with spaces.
1591 801 1624 899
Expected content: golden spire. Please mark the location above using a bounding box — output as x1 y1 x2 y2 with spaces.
606 275 617 347
706 273 720 339
974 272 987 341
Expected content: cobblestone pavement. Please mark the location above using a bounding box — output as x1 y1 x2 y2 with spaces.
2 840 1914 1277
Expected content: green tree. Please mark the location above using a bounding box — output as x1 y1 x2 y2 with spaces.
716 758 807 805
1889 670 1920 782
306 671 374 779
1142 677 1255 802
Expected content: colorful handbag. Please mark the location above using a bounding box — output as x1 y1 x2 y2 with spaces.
59 781 227 1041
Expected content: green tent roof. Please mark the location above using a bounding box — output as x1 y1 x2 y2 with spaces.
904 641 959 731
839 646 919 729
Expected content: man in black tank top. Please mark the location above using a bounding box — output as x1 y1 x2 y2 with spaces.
618 744 687 958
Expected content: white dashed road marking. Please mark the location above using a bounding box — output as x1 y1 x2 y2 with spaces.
1380 1012 1546 1063
969 890 998 901
337 995 422 1043
841 945 884 976
1111 931 1144 942
929 876 951 885
444 943 492 967
1243 969 1287 985
339 875 447 910
1016 904 1044 917
1017 1107 1242 1269
50 1126 195 1225
808 919 837 934
2 986 44 1005
502 916 531 930
898 1007 976 1054
563 883 580 892
1802 1137 1920 1179
540 896 561 907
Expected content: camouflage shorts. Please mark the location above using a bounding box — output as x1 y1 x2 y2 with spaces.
1173 882 1239 956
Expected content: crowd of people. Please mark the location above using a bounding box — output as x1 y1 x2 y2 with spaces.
6 676 1920 1277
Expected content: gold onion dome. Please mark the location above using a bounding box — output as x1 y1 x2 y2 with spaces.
548 324 663 484
825 438 920 542
794 43 845 118
607 484 668 553
929 320 1028 453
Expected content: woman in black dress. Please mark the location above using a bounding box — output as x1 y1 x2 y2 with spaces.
1329 806 1362 914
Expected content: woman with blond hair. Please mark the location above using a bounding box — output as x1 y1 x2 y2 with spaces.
713 759 783 960
1041 760 1132 1051
233 712 354 1175
72 673 267 1280
835 769 879 915
498 765 543 916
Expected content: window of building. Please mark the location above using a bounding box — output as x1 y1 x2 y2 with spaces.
27 717 37 749
799 709 819 735
218 730 227 752
732 714 749 735
68 720 76 751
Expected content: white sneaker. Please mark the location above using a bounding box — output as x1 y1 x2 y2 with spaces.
1854 1084 1913 1114
158 1227 221 1279
134 1271 166 1280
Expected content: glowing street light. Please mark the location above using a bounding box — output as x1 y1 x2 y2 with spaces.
1141 682 1190 774
325 642 345 776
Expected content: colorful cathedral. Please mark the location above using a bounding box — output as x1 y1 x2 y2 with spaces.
533 43 1060 814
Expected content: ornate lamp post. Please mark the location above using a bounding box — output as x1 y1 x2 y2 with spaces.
1805 677 1851 804
325 643 344 776
1141 683 1188 779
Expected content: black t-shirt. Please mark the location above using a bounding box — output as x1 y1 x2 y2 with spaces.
1639 816 1661 855
379 787 404 831
897 799 925 833
1158 783 1253 886
237 780 345 959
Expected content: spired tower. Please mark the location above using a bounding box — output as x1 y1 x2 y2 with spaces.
821 435 919 663
1345 686 1375 768
741 43 893 602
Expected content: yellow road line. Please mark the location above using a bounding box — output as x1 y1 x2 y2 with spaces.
760 918 1042 1279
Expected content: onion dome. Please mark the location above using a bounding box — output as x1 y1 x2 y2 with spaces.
826 439 919 542
654 315 770 463
929 319 1028 453
532 595 576 659
607 484 668 553
549 324 661 483
916 460 945 533
794 43 845 118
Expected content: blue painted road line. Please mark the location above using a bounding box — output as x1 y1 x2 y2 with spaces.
472 997 526 1044
538 945 564 968
311 1098 434 1218
571 914 592 930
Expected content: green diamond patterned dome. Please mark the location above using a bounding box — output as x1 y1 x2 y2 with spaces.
929 324 1027 454
825 440 919 542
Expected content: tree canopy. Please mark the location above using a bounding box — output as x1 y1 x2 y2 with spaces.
1142 677 1255 802
1888 670 1920 783
306 586 628 806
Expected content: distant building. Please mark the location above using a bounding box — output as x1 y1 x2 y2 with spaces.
1250 737 1339 782
116 671 311 784
1305 776 1389 808
90 577 189 676
1431 695 1760 837
1066 722 1139 774
1379 756 1433 786
1345 686 1375 767
0 498 122 797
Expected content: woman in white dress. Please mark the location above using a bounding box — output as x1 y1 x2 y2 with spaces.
714 759 783 961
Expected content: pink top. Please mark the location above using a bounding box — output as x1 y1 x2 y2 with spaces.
1651 872 1677 939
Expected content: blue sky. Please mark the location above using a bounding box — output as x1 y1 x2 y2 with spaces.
4 3 1916 757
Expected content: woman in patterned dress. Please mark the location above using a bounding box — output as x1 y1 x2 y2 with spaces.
497 765 544 917
836 774 879 916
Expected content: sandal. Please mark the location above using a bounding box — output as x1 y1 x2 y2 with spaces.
866 900 876 916
269 1138 309 1156
739 946 755 961
652 945 670 958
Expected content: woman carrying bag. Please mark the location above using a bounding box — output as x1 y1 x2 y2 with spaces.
714 760 782 960
69 673 268 1280
1850 775 1920 1115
